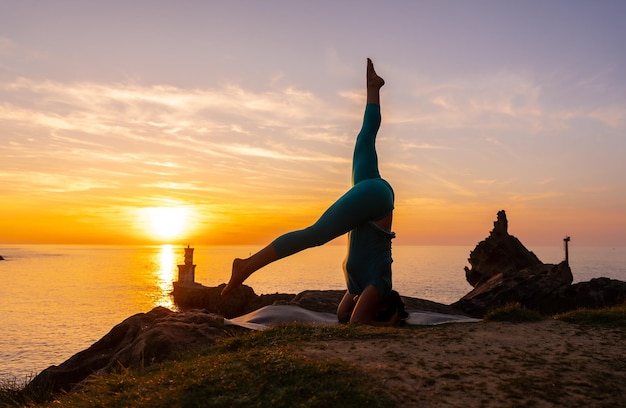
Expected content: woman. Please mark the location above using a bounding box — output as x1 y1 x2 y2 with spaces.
222 58 399 325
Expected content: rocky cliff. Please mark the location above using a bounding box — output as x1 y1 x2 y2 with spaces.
29 307 230 393
452 210 626 317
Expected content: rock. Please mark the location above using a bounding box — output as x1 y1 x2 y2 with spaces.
464 210 543 287
288 290 345 313
558 278 626 312
171 282 256 318
174 285 465 317
287 289 465 316
0 255 4 260
29 307 227 393
453 210 626 317
453 261 573 317
400 296 468 315
172 282 293 318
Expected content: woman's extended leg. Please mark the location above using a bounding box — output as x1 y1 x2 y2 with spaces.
352 58 385 184
221 58 386 297
221 178 393 296
221 244 278 296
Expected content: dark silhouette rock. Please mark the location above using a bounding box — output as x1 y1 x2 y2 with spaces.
464 210 543 287
453 261 573 317
558 278 626 312
29 307 228 393
174 285 466 317
0 255 4 260
399 295 472 315
286 290 464 316
288 290 345 313
172 282 293 318
454 210 626 317
172 282 254 318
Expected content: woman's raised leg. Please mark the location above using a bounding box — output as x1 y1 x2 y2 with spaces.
222 59 388 297
352 58 385 184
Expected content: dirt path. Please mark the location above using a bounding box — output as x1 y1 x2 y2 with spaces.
297 320 626 407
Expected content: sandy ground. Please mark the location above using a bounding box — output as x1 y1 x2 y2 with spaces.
297 320 626 408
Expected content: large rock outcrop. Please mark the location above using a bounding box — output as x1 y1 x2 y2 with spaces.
453 261 574 317
29 307 229 393
464 210 544 287
558 277 626 312
453 210 626 317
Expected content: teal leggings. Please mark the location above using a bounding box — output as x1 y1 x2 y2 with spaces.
272 104 395 259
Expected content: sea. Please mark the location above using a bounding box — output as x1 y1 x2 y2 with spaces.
1 244 625 381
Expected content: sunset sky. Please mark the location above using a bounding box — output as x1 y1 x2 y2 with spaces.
1 1 625 246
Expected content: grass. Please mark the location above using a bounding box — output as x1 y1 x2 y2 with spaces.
51 349 392 408
0 377 32 407
2 324 399 408
555 303 626 327
3 304 625 407
0 374 59 408
483 303 544 322
485 302 626 326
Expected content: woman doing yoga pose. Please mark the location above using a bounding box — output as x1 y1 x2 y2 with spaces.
222 58 398 325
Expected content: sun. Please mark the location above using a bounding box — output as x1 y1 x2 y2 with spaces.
142 207 189 240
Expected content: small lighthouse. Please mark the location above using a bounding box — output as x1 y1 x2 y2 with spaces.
177 245 196 284
563 236 571 266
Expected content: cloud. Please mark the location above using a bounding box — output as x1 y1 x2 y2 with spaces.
1 70 624 244
0 77 348 160
0 37 49 61
588 107 626 128
400 141 450 150
401 72 544 133
394 69 626 140
0 37 15 56
0 170 119 194
0 76 360 219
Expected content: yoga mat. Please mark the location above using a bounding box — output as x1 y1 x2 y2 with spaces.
225 304 479 330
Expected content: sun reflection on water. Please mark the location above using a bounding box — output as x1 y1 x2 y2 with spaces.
152 244 177 310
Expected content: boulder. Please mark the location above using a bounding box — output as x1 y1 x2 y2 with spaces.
29 307 228 393
464 210 543 287
453 210 626 317
172 282 293 318
453 261 573 317
288 290 345 313
558 278 626 312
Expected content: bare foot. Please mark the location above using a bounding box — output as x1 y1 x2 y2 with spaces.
221 258 250 297
367 58 385 89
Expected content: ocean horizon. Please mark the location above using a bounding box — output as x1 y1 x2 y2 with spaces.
1 243 625 381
